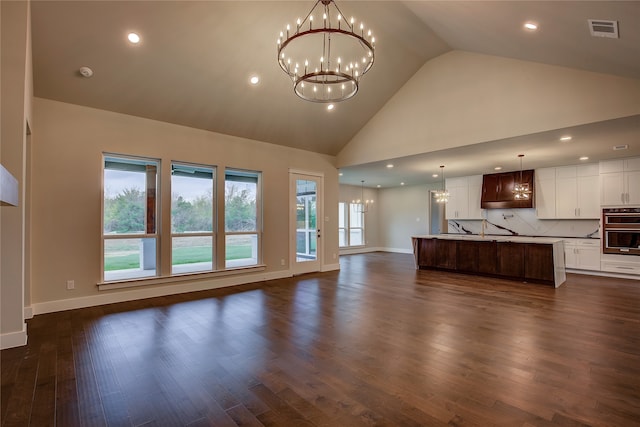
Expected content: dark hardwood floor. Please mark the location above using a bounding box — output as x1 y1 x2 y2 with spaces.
3 252 640 426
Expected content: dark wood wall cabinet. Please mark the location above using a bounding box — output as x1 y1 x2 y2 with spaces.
412 236 565 287
481 170 534 209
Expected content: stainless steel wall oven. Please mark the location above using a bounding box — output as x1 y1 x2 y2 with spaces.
603 208 640 255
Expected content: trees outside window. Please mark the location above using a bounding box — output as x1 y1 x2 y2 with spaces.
171 163 215 274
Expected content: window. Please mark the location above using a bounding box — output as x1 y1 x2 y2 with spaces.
338 202 365 248
296 180 317 260
349 203 364 246
225 169 261 268
171 163 215 274
103 155 159 281
338 202 347 247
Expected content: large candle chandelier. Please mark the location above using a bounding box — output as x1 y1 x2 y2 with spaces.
277 0 376 103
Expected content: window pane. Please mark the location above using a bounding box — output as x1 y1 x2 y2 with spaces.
172 236 213 274
339 229 346 247
338 203 345 227
104 238 156 281
349 203 363 227
171 165 213 233
225 234 258 268
104 158 157 235
225 172 257 232
350 229 363 246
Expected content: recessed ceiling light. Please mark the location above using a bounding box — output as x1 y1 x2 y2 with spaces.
127 32 141 44
494 166 502 171
401 182 405 186
386 164 394 168
338 172 343 176
249 76 260 85
579 156 589 161
327 104 334 111
432 174 438 178
524 22 538 31
560 135 572 141
377 185 381 188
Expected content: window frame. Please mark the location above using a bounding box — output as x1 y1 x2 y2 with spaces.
102 153 160 282
224 168 262 268
338 201 365 248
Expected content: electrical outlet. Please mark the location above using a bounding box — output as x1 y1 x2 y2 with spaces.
66 280 75 290
280 258 285 266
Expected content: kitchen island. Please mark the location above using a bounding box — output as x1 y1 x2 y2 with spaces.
412 234 566 287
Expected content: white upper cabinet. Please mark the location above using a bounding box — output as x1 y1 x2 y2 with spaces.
600 157 640 206
555 164 600 219
445 175 483 220
536 164 599 219
535 167 556 219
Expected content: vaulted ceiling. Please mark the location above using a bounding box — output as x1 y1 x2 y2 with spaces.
30 1 640 186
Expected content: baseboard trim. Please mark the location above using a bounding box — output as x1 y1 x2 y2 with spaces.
339 247 382 255
378 247 413 254
566 268 640 280
24 306 33 319
321 263 340 272
31 270 293 316
1 324 28 349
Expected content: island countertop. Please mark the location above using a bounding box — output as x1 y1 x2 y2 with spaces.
412 235 566 287
412 234 565 244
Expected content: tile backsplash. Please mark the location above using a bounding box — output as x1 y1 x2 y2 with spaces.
448 209 600 238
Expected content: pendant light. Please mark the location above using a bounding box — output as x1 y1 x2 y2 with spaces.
434 165 449 203
513 154 532 200
352 180 374 213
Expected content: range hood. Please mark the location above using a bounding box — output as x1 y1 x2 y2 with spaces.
481 170 535 209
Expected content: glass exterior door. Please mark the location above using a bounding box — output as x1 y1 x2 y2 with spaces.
290 173 322 274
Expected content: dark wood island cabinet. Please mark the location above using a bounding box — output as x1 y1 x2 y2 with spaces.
412 235 565 287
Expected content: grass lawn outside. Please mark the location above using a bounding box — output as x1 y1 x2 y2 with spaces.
105 244 252 271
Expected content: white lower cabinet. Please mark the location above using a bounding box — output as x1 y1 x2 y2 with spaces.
563 239 601 271
601 255 640 275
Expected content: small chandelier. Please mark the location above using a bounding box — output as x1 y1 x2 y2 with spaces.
277 0 376 103
513 154 532 200
434 165 449 203
352 180 374 213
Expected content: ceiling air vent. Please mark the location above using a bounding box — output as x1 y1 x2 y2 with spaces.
613 144 629 151
588 19 619 38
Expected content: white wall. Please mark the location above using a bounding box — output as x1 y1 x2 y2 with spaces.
377 183 440 253
29 98 339 314
338 50 640 168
